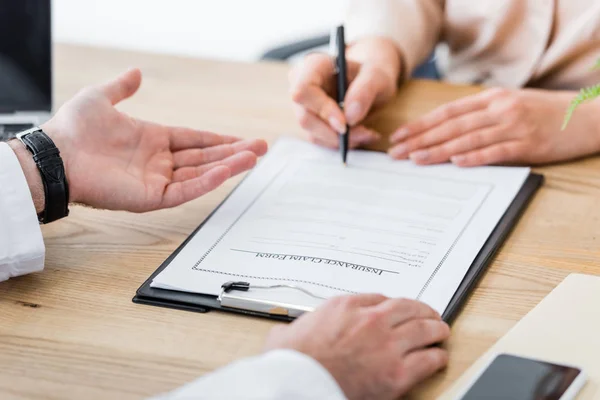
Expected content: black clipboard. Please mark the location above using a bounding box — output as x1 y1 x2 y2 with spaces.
133 173 544 324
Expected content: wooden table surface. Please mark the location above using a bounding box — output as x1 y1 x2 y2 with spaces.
2 44 600 400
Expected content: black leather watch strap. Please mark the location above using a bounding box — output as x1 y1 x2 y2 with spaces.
17 128 70 224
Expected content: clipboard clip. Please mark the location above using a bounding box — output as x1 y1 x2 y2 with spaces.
218 281 327 318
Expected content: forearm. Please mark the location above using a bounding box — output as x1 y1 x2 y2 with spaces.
7 139 45 214
559 91 600 158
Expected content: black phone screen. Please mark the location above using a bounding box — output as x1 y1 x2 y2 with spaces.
461 354 583 400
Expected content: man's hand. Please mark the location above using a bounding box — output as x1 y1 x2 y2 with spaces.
289 38 402 149
265 294 450 400
388 88 600 166
42 69 267 212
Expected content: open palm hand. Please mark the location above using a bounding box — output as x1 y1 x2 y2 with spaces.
43 69 267 212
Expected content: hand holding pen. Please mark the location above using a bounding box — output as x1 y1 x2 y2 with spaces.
289 35 401 156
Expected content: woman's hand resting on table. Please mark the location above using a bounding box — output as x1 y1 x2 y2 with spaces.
388 88 600 166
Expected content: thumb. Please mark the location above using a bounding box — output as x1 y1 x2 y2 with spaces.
344 65 396 126
100 68 142 105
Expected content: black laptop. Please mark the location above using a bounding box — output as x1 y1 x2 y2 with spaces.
0 0 52 141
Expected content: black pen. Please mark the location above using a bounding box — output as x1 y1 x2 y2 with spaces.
333 25 349 166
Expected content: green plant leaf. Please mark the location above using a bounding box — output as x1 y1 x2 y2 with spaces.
562 83 600 130
594 58 600 71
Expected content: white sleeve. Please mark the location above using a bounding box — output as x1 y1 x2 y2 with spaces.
0 142 45 282
151 350 347 400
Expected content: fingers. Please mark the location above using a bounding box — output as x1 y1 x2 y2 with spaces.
390 88 505 144
99 68 142 105
290 53 347 133
169 128 242 152
293 86 348 133
309 126 380 149
172 151 258 182
349 126 382 148
296 105 380 149
349 293 389 307
366 299 449 354
328 296 441 326
386 88 520 165
161 166 231 209
405 126 509 165
326 294 389 311
451 141 525 167
173 139 267 169
399 348 449 391
295 105 338 148
395 319 451 352
290 53 391 150
389 110 495 160
344 65 396 126
289 52 336 91
372 298 441 327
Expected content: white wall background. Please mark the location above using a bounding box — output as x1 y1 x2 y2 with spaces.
52 0 344 61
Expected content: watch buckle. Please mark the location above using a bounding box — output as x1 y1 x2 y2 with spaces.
16 127 41 141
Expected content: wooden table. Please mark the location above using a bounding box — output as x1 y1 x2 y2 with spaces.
2 44 600 400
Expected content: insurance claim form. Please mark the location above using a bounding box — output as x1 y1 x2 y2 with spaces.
152 138 530 314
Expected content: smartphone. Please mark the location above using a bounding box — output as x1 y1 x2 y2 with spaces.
456 353 586 400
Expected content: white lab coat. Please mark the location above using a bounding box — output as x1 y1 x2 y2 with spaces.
0 142 346 400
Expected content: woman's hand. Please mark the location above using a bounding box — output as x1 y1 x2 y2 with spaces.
389 88 600 166
289 38 402 149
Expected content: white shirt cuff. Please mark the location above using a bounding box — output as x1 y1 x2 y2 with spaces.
153 349 346 400
0 142 45 282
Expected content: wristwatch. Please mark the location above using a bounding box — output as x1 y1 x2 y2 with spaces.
16 127 70 224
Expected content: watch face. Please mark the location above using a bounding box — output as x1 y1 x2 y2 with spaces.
0 0 52 113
